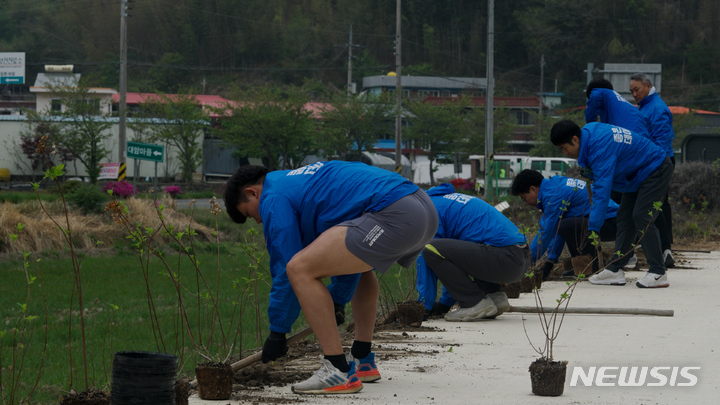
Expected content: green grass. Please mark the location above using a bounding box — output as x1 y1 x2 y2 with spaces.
0 238 416 404
0 190 58 204
0 238 275 403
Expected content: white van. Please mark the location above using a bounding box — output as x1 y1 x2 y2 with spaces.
470 154 577 196
493 155 576 180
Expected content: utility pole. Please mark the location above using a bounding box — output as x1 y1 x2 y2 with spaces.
538 54 545 137
119 0 128 166
394 0 403 174
347 24 353 101
484 0 494 198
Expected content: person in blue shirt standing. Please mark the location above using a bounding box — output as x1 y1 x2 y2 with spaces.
630 73 676 268
585 79 648 269
585 78 650 139
420 183 530 322
224 161 438 395
550 120 673 288
510 170 619 278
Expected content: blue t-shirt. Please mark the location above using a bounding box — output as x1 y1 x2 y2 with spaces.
260 160 418 333
530 176 619 262
578 122 666 231
585 88 650 138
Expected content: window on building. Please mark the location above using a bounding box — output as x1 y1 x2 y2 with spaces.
84 98 101 114
511 109 536 126
51 99 62 112
418 90 440 98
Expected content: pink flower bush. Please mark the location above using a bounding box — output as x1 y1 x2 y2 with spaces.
164 185 182 198
102 181 136 198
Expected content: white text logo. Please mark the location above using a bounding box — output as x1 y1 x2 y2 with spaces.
570 366 700 387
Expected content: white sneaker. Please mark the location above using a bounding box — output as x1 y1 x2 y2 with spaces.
663 249 675 268
624 253 638 269
588 269 627 285
636 272 669 288
487 291 510 315
444 297 498 321
291 359 363 394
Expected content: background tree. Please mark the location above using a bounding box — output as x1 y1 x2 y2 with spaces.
136 92 207 183
460 104 514 157
4 114 72 181
529 109 584 157
318 93 393 160
42 80 113 185
404 98 468 185
218 87 318 170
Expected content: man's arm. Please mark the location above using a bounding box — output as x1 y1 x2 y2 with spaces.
585 92 602 124
648 107 675 153
585 157 616 232
263 198 305 335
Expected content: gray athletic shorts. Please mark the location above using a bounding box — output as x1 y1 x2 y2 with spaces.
339 190 439 274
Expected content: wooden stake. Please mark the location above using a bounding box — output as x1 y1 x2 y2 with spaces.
508 305 673 317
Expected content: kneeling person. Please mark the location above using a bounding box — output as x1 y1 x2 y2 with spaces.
510 169 619 278
422 184 530 322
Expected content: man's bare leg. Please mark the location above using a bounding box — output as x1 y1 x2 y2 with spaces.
352 271 378 343
286 226 373 355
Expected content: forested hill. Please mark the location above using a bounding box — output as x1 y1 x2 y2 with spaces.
1 0 719 109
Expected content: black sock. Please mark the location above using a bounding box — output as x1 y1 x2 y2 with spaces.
351 340 371 360
324 354 350 372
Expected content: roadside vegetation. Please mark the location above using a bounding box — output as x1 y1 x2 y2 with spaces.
1 160 718 403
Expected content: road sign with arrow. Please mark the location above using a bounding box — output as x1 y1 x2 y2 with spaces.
127 141 164 163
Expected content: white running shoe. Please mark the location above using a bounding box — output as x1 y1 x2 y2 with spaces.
625 253 638 269
588 269 627 285
487 291 510 315
291 359 363 394
636 272 669 288
444 297 498 321
663 249 675 268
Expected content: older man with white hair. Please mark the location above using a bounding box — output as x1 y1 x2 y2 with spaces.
629 73 675 268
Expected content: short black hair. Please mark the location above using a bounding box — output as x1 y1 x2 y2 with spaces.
550 120 581 146
223 165 269 224
586 78 613 99
510 169 545 196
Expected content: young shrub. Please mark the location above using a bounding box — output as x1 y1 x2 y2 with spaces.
66 183 110 214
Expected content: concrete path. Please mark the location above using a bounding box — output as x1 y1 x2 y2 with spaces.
190 249 720 404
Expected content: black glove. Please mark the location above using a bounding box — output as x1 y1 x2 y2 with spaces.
261 331 288 363
334 302 346 325
540 261 555 279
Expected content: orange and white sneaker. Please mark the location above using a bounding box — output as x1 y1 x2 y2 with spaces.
349 352 382 383
291 359 363 394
